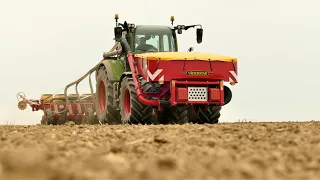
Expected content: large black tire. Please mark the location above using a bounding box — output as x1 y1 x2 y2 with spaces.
157 108 169 124
158 105 189 125
95 66 121 124
119 76 157 124
187 105 200 123
196 105 222 124
167 106 189 124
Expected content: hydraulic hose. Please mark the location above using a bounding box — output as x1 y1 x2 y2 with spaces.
119 37 159 106
56 42 123 114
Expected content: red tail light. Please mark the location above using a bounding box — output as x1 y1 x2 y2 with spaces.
176 87 188 101
209 88 220 101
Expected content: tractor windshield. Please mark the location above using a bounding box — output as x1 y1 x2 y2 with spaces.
134 25 177 54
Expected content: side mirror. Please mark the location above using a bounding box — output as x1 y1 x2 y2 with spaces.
196 28 203 44
114 27 122 40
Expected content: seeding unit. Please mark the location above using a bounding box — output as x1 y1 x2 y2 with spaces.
17 15 238 125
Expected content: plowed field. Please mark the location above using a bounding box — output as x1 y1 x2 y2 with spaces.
1 122 320 180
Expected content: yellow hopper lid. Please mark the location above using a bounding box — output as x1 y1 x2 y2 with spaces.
135 52 237 62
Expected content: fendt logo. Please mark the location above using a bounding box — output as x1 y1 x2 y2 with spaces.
186 71 209 76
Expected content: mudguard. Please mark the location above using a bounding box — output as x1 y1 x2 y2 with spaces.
97 59 125 82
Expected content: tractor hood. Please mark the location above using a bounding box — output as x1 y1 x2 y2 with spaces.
134 52 237 62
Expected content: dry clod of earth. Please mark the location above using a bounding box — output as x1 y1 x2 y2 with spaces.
0 122 320 180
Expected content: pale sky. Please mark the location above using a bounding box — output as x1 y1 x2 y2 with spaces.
1 0 319 125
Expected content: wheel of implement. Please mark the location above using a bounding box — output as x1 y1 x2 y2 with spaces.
167 105 189 124
196 105 222 124
73 115 82 125
95 66 121 124
45 109 55 125
119 76 156 124
17 101 27 110
57 112 67 125
41 115 48 125
51 94 68 124
86 108 97 124
80 114 87 124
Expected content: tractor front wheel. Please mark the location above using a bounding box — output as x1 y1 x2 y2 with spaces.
95 66 121 124
119 76 156 124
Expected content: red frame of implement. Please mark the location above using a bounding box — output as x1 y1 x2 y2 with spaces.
127 53 230 107
170 80 224 106
25 51 235 122
30 101 95 123
135 55 238 83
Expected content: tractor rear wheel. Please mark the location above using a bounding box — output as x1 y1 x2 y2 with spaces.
119 76 156 124
167 106 189 124
196 105 222 124
187 105 200 123
95 66 121 124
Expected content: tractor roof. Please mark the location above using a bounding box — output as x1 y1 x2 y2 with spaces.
135 25 173 35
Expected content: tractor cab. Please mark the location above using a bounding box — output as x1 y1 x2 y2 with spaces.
114 15 203 55
134 25 178 54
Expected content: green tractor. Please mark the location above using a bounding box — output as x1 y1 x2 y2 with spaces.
92 14 238 125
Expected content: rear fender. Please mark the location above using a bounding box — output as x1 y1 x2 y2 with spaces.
119 72 133 81
224 85 232 105
96 59 125 82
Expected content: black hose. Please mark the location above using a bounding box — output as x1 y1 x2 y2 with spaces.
120 37 132 54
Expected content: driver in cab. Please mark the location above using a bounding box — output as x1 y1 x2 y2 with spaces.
135 36 158 53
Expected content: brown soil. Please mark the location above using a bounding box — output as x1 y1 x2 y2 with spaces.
0 122 320 180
